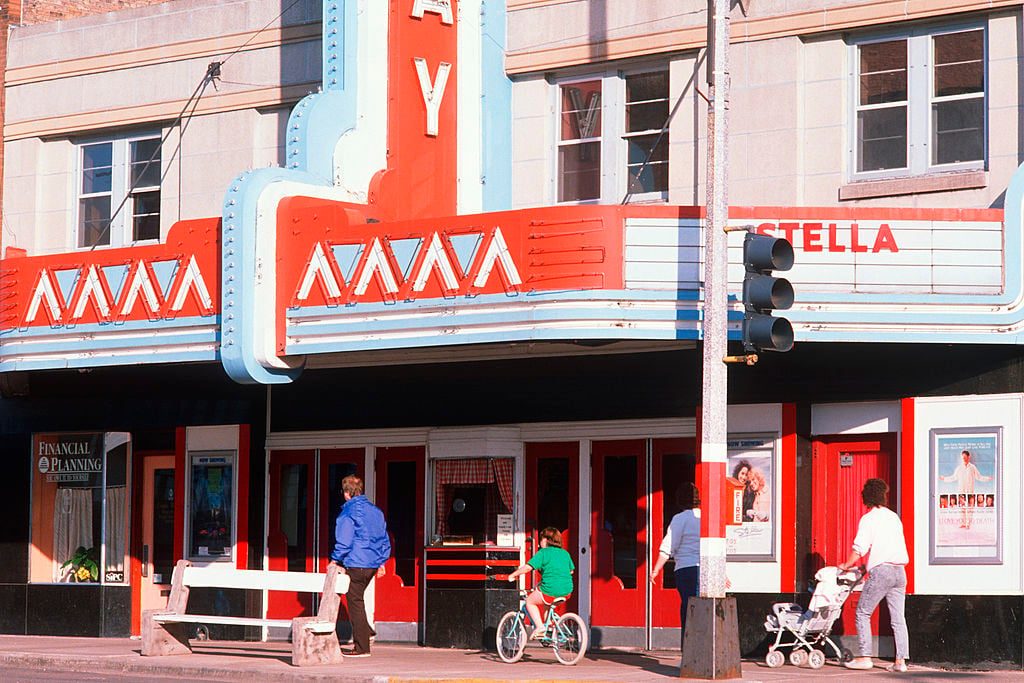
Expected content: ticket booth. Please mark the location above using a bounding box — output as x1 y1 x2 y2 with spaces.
422 433 522 648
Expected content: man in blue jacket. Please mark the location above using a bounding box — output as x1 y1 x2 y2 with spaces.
331 475 391 657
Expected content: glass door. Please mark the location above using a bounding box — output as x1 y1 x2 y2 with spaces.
374 446 425 629
267 450 316 618
590 439 647 645
267 448 363 621
525 442 580 613
650 438 697 649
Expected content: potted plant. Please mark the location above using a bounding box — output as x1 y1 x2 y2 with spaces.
61 546 99 583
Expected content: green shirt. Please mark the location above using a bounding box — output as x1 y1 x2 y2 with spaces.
527 546 575 598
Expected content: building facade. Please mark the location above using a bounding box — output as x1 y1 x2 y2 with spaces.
1 0 1023 667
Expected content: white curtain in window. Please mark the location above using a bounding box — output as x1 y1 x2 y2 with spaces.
53 488 93 582
105 486 127 575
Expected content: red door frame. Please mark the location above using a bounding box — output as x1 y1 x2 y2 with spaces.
266 447 364 620
374 446 425 624
811 432 898 637
590 439 647 628
525 441 580 613
267 449 318 618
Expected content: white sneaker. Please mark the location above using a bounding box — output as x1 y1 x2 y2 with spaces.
844 658 873 670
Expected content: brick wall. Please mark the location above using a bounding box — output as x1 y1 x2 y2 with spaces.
20 0 172 24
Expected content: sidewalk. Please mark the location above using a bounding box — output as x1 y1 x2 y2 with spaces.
0 635 1019 682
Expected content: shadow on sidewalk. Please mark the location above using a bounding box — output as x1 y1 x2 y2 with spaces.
473 646 679 677
188 641 293 665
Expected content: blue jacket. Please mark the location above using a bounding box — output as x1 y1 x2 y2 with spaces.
330 495 391 568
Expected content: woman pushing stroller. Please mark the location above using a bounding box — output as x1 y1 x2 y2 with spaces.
838 478 910 673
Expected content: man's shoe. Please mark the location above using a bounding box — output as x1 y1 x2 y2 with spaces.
844 658 873 670
343 650 371 658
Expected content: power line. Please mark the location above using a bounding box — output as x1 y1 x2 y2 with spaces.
87 0 308 249
88 62 220 250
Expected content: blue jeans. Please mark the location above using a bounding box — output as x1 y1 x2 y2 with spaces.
675 565 699 644
855 563 909 660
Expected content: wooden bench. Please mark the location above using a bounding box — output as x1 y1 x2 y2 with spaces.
142 559 351 666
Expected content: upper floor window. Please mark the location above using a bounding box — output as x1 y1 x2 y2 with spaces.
556 69 669 203
78 135 162 249
853 24 985 179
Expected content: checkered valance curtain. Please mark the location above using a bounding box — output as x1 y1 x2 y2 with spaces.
435 458 514 536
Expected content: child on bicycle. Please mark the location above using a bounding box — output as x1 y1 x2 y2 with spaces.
507 526 575 639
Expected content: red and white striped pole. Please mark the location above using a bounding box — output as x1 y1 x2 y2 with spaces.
680 0 741 677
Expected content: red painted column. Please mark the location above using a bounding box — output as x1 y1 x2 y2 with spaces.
900 397 915 593
780 403 797 593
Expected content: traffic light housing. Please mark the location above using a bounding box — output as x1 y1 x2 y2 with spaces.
742 233 794 353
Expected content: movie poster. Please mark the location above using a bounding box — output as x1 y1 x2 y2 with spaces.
930 427 1001 565
725 438 775 560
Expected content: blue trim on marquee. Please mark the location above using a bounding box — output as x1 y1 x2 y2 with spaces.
219 0 358 384
1 348 216 372
284 289 737 354
53 268 80 304
289 325 703 356
0 316 218 370
480 0 511 211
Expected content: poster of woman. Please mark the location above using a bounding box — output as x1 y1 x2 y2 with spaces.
725 440 774 560
930 427 1001 564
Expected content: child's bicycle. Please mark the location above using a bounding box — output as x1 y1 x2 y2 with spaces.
495 589 589 665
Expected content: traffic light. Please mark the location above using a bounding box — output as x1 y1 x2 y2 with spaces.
742 233 794 353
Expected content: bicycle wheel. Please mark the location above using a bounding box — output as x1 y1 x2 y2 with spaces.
496 611 527 663
552 612 588 665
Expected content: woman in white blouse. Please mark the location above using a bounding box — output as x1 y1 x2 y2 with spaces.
838 477 910 673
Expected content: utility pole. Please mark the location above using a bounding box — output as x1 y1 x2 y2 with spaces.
679 0 741 678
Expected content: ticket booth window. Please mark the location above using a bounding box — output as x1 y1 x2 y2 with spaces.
432 458 514 545
186 451 234 561
30 432 130 584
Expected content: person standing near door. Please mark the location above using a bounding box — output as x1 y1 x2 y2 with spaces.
838 478 910 673
650 482 700 649
330 474 391 658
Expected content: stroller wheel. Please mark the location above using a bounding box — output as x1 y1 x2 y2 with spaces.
765 650 785 668
807 649 826 669
789 649 808 667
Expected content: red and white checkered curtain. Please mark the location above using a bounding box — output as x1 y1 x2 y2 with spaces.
491 459 514 517
435 458 514 536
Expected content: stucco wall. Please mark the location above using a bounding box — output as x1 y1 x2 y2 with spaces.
508 4 1021 213
2 0 320 255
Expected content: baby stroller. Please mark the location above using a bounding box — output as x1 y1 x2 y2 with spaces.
762 566 863 669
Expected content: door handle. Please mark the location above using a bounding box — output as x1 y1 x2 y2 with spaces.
142 545 149 578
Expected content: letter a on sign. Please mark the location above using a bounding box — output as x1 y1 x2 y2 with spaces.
414 58 451 137
411 0 453 24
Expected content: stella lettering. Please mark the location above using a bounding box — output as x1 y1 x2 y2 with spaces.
756 221 899 253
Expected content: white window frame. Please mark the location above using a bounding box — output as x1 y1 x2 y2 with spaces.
74 132 162 250
849 21 987 181
552 67 670 205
